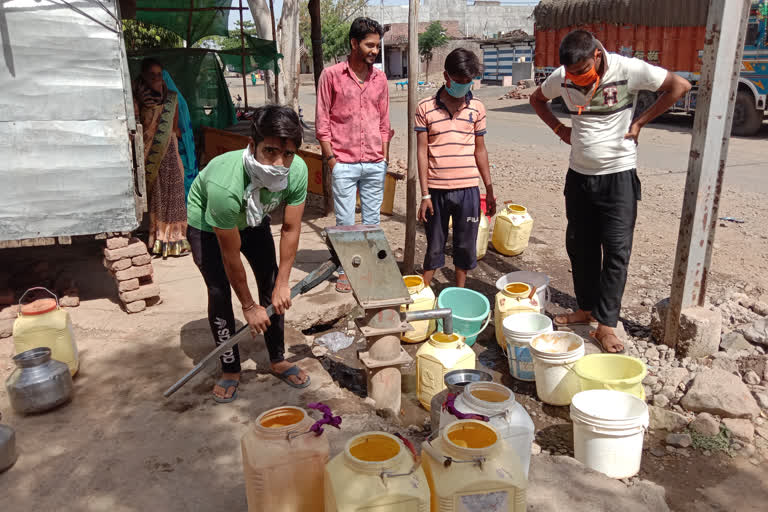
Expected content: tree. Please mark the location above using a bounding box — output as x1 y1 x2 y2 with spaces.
299 0 367 63
195 21 260 50
122 20 183 50
418 21 449 82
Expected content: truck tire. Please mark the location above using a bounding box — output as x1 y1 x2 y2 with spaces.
634 91 657 119
732 90 763 136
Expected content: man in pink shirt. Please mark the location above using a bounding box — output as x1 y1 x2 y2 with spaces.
316 17 391 293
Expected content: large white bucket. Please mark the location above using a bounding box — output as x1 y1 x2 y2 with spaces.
530 332 585 406
570 390 649 479
496 271 551 313
502 313 553 382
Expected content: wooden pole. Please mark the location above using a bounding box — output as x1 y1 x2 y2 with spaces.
308 0 324 91
269 0 279 104
404 0 419 273
663 0 751 347
239 0 248 110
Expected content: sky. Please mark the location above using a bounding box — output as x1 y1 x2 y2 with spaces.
228 0 539 29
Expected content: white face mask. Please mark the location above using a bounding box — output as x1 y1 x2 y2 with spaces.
242 144 291 226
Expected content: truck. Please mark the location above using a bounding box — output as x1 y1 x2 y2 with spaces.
533 0 768 136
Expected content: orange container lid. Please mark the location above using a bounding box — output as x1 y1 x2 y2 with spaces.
20 298 58 316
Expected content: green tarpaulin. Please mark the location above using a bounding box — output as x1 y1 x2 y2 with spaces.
135 0 230 45
218 35 281 75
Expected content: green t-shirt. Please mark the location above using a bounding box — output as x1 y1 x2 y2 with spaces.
187 149 308 232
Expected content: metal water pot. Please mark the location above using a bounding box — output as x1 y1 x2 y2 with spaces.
0 413 17 472
6 347 73 414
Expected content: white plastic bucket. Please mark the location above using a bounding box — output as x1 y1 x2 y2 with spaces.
530 332 585 406
570 390 649 479
502 313 553 382
496 271 551 313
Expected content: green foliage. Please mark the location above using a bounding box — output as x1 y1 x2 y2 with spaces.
122 20 183 50
195 21 259 50
299 0 367 63
418 21 449 80
689 426 733 457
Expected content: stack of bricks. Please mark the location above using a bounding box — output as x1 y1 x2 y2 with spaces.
102 234 160 314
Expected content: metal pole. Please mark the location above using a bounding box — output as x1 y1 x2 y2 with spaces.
269 0 279 103
663 0 751 347
404 0 419 274
239 0 248 110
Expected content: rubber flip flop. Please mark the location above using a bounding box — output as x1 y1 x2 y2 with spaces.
590 330 626 354
335 275 352 293
553 312 597 328
212 379 239 403
273 365 311 389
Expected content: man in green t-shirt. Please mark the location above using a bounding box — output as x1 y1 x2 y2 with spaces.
187 105 309 402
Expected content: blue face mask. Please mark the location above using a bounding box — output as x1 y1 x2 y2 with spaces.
445 76 472 98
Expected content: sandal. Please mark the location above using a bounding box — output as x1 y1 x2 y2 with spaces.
212 378 240 403
335 274 352 294
272 365 311 389
554 311 597 327
590 330 626 354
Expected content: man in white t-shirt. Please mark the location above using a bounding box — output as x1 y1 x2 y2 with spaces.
530 30 691 353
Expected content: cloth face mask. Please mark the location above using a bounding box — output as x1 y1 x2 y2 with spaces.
242 144 290 227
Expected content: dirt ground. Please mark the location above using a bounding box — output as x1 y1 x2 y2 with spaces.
1 82 767 510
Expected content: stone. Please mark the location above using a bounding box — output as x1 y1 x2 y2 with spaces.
754 391 768 410
666 433 692 448
648 405 689 432
660 386 678 400
103 258 132 272
653 395 670 408
132 254 152 266
105 236 130 250
118 278 140 293
0 304 20 320
646 346 660 360
751 301 768 317
740 318 768 346
0 317 13 338
744 370 761 385
681 369 761 419
650 445 667 457
119 283 160 304
643 375 659 387
711 357 741 376
531 442 542 455
527 455 671 512
59 294 80 308
722 418 755 443
114 264 153 282
651 299 722 357
721 332 754 353
103 239 148 261
311 345 329 358
125 300 146 313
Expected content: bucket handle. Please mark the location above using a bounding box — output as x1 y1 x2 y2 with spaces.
460 311 492 341
380 433 421 484
422 433 486 470
18 287 59 310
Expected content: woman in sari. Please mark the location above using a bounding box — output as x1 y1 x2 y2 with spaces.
133 58 190 258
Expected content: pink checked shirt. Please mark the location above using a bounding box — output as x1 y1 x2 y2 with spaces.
315 61 391 164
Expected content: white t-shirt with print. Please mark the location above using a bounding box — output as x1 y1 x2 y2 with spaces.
541 51 668 175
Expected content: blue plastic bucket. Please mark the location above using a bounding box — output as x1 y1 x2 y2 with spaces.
502 313 553 381
437 287 491 346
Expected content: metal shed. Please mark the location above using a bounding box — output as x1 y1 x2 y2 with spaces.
480 33 535 84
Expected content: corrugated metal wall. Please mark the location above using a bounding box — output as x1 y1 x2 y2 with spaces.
0 0 138 241
482 43 534 81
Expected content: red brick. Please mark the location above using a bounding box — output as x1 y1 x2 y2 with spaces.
106 236 130 250
125 300 146 314
132 254 152 266
114 264 153 282
118 278 140 292
103 239 148 261
119 283 160 303
104 258 132 272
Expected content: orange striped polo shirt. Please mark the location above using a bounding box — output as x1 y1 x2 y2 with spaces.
415 89 487 189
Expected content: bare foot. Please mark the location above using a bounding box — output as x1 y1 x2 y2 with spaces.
271 360 308 386
213 372 240 400
554 309 595 326
590 325 625 353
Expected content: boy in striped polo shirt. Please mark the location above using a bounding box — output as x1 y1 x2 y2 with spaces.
416 48 496 287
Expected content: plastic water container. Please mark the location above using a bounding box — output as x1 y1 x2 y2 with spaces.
573 354 647 400
421 420 527 511
570 390 649 479
502 313 553 382
241 406 329 511
530 332 585 406
429 369 493 430
437 287 491 347
494 283 540 353
438 382 534 477
495 271 551 313
401 275 437 344
13 288 78 376
417 333 477 411
325 432 430 511
491 204 533 256
477 213 491 260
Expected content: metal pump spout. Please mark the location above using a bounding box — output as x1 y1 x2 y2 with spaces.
404 308 453 335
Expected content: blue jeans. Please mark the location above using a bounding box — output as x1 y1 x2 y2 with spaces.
332 161 387 227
